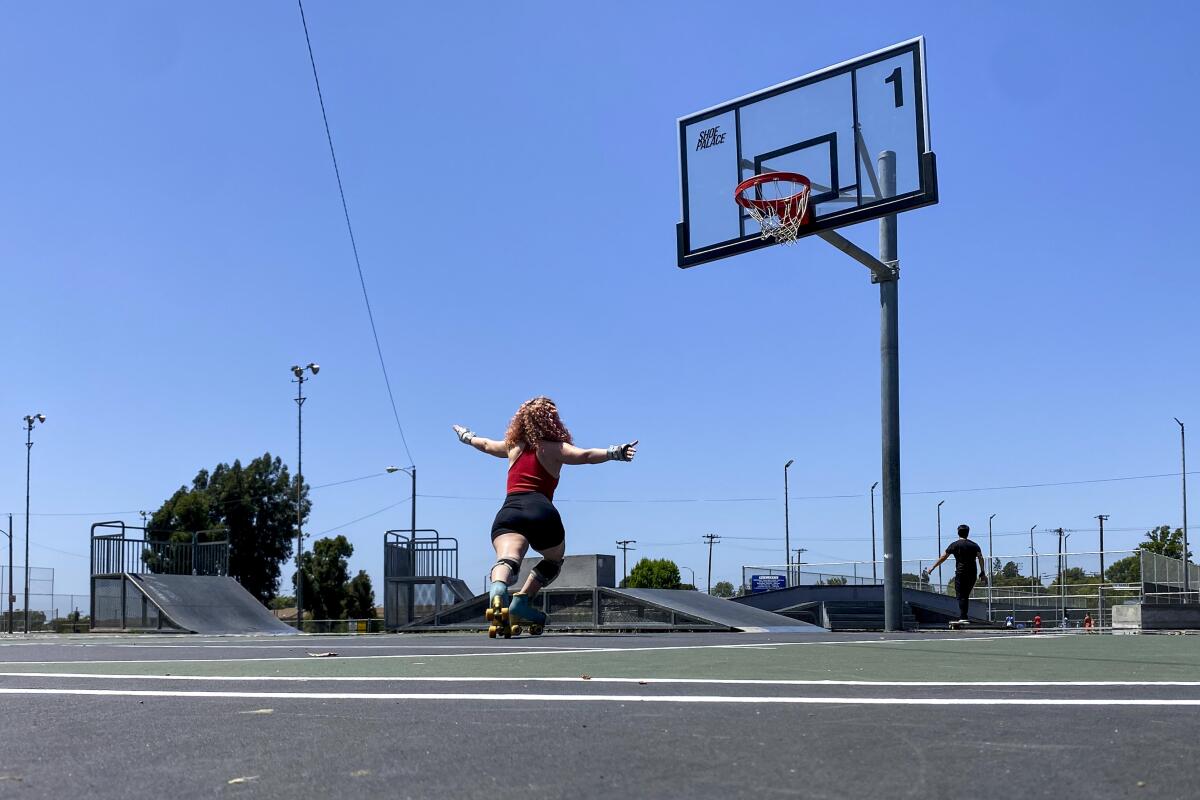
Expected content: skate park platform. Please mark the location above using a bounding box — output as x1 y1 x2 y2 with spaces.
1 628 1197 799
731 583 993 630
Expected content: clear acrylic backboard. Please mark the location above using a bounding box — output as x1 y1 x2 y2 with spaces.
676 38 937 268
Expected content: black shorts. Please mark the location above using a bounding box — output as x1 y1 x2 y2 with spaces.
491 491 565 551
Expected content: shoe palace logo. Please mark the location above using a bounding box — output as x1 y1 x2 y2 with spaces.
695 125 727 150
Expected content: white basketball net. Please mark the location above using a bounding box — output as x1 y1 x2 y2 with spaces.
739 177 811 245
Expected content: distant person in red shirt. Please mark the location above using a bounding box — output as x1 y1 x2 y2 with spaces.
1033 614 1042 633
1083 613 1094 632
454 397 636 635
928 524 988 624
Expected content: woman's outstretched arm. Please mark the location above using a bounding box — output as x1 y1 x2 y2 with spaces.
452 425 509 458
556 439 638 465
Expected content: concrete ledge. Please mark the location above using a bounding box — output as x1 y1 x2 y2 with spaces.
1112 602 1200 631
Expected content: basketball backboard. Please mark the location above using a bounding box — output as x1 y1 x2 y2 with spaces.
676 38 937 268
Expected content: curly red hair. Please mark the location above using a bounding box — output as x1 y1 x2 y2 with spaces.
505 396 573 449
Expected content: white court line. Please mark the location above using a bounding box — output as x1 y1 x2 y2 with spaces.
0 634 1040 667
0 687 1194 706
1 672 1197 687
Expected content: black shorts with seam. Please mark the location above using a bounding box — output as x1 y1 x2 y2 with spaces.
491 491 565 552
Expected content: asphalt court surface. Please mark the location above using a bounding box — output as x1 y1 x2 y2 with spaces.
0 630 1197 799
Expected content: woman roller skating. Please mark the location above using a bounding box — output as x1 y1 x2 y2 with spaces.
453 396 636 638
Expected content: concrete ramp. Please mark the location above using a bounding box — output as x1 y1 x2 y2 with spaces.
405 586 826 633
129 573 296 635
615 589 824 633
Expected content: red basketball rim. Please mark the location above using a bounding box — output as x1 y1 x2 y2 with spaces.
733 172 811 212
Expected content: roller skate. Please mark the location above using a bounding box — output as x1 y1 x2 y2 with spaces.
508 592 546 636
485 581 518 639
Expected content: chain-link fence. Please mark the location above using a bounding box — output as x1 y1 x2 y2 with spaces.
742 550 1151 627
0 565 89 631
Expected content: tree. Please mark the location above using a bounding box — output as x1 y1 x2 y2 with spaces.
822 576 848 586
1105 555 1140 584
711 580 734 598
1102 525 1191 585
624 558 682 590
149 452 307 603
1139 525 1191 560
298 535 354 620
345 570 376 619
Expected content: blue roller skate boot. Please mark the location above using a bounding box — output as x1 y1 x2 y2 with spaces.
508 592 546 636
485 580 513 639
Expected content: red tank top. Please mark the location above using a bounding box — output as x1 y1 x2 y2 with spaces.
506 446 559 501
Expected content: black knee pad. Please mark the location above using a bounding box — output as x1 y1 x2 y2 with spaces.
493 558 521 585
532 558 563 587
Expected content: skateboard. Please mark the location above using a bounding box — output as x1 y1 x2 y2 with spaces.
485 594 523 639
948 620 970 630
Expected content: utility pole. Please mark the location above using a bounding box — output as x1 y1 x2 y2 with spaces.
795 548 807 585
616 540 636 585
1055 527 1065 622
1096 514 1109 581
703 534 720 595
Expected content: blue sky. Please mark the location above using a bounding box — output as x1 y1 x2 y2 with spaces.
2 2 1197 604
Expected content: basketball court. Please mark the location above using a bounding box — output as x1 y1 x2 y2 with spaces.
1 630 1197 798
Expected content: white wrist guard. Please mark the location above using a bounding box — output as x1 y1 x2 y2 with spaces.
607 443 632 462
458 428 476 445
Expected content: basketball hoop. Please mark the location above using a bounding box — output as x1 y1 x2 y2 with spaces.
733 172 812 245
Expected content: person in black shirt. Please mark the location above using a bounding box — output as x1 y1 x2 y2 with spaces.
928 524 987 623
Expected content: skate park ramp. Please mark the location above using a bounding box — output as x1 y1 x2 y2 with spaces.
128 574 296 635
405 586 826 633
732 584 992 630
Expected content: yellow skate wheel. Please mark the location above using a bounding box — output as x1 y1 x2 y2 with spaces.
485 608 495 622
500 608 510 622
488 625 498 638
511 625 522 636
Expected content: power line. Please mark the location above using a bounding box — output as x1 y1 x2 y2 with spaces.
309 496 412 538
296 0 413 466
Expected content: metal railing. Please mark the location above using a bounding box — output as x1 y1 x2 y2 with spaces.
384 529 458 580
90 521 228 577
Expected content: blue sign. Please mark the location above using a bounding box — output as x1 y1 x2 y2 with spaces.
750 575 786 593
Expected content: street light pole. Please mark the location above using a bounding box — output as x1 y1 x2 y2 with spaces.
988 513 996 621
870 481 879 584
291 364 319 628
1096 514 1109 583
936 500 945 587
1030 525 1037 593
1 514 12 633
784 460 794 586
680 566 695 588
386 465 418 539
23 414 45 633
1174 418 1190 598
